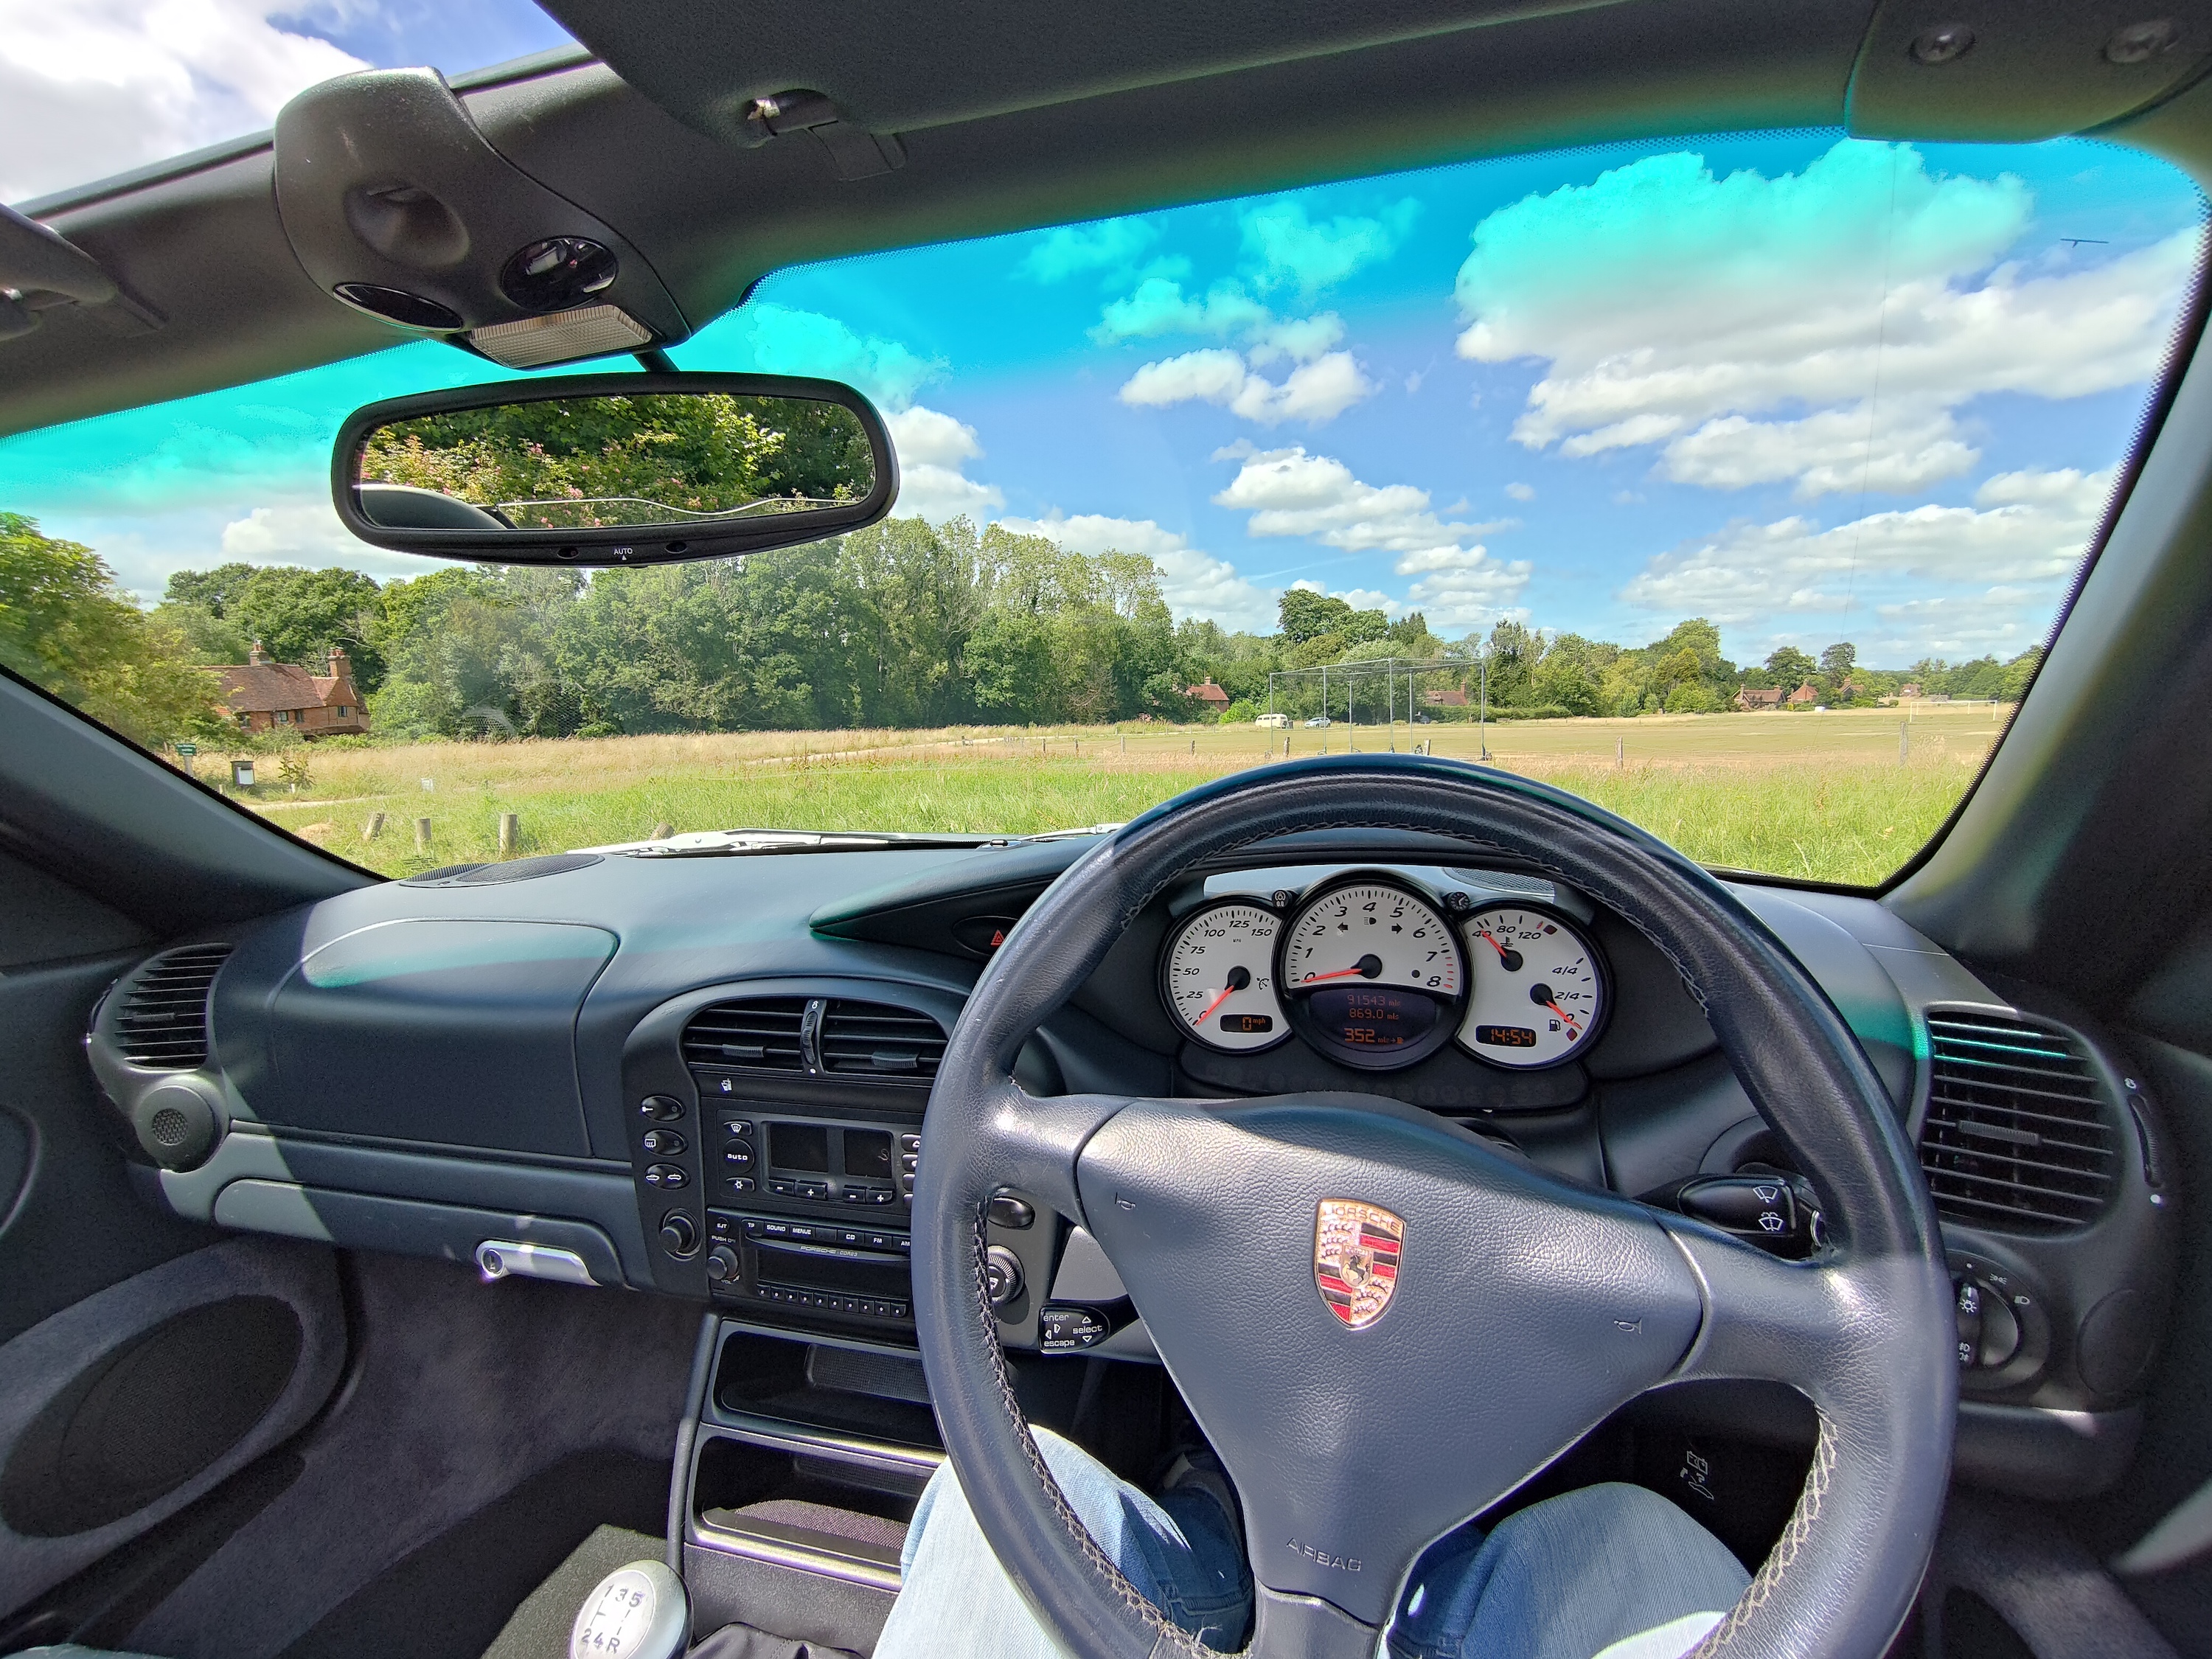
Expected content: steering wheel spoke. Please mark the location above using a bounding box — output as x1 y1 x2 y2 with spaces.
1074 1093 1708 1629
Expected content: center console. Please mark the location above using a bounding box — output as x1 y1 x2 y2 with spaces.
617 978 1057 1348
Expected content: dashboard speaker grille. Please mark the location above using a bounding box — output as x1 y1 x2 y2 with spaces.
114 945 233 1068
1918 1012 2116 1234
818 1001 947 1079
682 997 809 1073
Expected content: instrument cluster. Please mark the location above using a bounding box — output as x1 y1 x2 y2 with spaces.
1158 871 1609 1073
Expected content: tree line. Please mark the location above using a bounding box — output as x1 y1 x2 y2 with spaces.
0 509 2042 751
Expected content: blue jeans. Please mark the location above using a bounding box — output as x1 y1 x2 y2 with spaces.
872 1430 1751 1659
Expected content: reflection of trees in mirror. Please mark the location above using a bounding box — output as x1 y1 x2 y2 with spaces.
358 394 872 529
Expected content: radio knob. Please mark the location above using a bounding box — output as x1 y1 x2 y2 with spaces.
984 1245 1024 1308
705 1244 740 1284
659 1213 698 1257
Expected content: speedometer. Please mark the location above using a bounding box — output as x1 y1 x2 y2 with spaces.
1280 877 1466 1069
1455 902 1607 1068
1160 900 1290 1053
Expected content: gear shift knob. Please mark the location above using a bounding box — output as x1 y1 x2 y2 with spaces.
568 1558 689 1659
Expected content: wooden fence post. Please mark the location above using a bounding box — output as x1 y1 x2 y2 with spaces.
498 813 519 854
415 817 433 852
363 811 386 841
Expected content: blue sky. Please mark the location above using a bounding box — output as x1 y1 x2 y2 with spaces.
1 32 2202 669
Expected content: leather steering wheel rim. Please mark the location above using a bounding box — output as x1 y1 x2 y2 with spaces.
914 755 1953 1659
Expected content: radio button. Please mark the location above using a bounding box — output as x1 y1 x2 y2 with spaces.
768 1178 796 1196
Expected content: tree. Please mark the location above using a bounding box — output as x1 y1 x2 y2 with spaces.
1765 646 1818 689
1819 641 1857 681
0 513 225 748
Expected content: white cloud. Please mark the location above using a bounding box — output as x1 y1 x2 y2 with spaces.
1452 140 2198 498
1504 481 1535 502
1096 278 1272 344
1660 403 1978 498
1211 447 1531 627
1015 218 1159 285
1119 347 1376 426
1618 466 2111 631
996 510 1276 631
1212 446 1509 552
1239 197 1420 301
0 0 368 201
209 495 437 583
886 406 982 467
884 405 1001 523
895 465 1003 524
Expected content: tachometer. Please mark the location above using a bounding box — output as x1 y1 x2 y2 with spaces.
1280 877 1466 1069
1160 900 1290 1053
1456 902 1607 1068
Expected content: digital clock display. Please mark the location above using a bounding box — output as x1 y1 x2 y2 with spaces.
1307 986 1440 1050
1472 1023 1538 1048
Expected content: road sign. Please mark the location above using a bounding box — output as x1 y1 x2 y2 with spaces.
175 742 197 757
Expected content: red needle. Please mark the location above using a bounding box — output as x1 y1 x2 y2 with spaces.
1475 931 1509 960
1196 984 1239 1023
1301 966 1370 984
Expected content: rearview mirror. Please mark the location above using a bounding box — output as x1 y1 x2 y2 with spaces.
331 372 897 566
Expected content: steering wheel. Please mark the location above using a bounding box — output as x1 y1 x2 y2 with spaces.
914 756 1952 1659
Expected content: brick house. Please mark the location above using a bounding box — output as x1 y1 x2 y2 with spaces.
1786 682 1820 708
1185 676 1232 709
1734 686 1785 710
213 644 370 737
1422 687 1470 707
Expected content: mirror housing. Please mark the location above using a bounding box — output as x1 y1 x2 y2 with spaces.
330 372 898 566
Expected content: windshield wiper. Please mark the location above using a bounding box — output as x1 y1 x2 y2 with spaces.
599 829 1018 858
590 824 1125 858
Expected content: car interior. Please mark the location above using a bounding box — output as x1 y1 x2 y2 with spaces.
7 3 2212 1658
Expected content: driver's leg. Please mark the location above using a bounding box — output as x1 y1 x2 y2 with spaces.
1386 1483 1752 1659
874 1427 1251 1658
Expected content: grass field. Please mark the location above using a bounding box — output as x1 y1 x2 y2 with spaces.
204 702 2009 887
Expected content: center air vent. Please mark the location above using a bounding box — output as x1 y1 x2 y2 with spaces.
113 944 233 1068
1918 1012 2118 1234
682 997 808 1073
818 1000 947 1079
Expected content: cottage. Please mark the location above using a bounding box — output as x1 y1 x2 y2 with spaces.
1786 683 1820 708
1185 676 1232 709
1734 686 1785 711
213 644 370 737
1422 687 1470 707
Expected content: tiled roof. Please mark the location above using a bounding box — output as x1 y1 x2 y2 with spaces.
214 662 324 714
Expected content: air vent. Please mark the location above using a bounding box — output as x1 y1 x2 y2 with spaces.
114 945 232 1068
818 1001 947 1080
1918 1012 2118 1234
682 997 809 1073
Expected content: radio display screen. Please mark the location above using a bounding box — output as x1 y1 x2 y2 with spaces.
755 1242 910 1299
768 1122 830 1172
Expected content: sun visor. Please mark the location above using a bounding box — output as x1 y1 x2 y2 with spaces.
271 68 690 364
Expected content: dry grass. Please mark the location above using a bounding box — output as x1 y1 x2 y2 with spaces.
215 703 2005 887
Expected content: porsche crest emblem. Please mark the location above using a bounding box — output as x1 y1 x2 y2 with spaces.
1314 1200 1404 1329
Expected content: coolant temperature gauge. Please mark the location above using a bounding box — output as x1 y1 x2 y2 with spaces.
1159 900 1290 1053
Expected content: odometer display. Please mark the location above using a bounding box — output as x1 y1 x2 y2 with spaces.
1456 902 1608 1068
1281 877 1467 1070
1307 987 1440 1051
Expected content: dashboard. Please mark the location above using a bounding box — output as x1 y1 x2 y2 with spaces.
81 827 2177 1502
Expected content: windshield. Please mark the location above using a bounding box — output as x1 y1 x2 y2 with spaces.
1 132 2201 883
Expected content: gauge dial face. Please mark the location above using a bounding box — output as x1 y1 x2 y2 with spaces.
1161 901 1290 1052
1281 878 1466 1068
1456 903 1607 1068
